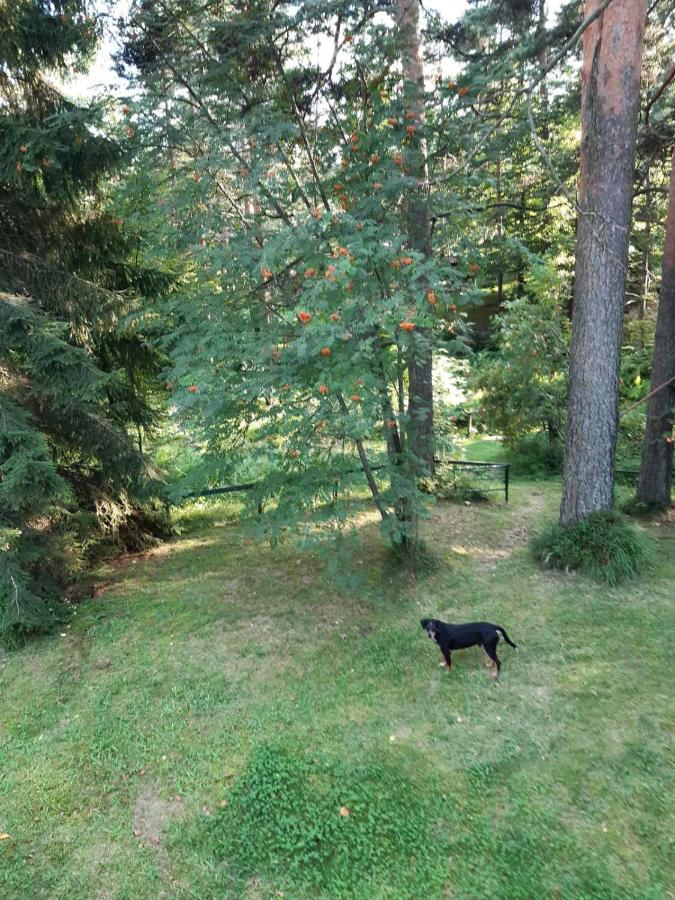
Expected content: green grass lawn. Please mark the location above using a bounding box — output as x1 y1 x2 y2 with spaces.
1 480 673 898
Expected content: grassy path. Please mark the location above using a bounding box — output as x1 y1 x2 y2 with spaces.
1 482 673 898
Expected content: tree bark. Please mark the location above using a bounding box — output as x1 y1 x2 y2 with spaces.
496 156 504 306
537 0 549 141
560 0 647 526
397 0 434 477
636 149 675 508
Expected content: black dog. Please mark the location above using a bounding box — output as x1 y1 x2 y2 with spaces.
421 618 517 676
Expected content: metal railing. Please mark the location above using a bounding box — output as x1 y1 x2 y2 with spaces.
435 459 510 503
181 459 510 503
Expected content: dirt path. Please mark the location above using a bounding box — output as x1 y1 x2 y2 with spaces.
429 490 550 571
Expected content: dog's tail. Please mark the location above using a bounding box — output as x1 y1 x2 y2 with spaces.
496 626 517 649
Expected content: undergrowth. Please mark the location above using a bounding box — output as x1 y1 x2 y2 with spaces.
621 496 671 517
532 510 653 585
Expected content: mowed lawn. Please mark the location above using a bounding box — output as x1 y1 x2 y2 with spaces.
1 481 673 899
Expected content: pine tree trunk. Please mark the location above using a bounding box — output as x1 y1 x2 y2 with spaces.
537 0 550 141
397 0 434 477
560 0 647 526
636 149 675 508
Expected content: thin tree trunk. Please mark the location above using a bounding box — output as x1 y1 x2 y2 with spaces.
397 341 406 438
560 0 647 526
496 156 504 306
636 149 675 508
635 92 654 345
336 393 390 522
636 173 652 324
397 0 434 477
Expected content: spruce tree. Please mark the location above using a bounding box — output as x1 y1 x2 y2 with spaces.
0 0 169 639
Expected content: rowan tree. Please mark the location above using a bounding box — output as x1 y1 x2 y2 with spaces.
116 0 479 553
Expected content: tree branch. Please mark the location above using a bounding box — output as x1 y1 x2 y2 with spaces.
645 61 675 117
270 45 332 212
434 0 617 186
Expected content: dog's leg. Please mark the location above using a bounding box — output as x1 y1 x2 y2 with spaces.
440 645 453 671
484 638 501 677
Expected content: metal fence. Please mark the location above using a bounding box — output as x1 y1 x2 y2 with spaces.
181 459 510 504
435 459 511 503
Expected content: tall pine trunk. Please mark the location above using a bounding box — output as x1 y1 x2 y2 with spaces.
397 0 434 477
636 149 675 508
560 0 647 525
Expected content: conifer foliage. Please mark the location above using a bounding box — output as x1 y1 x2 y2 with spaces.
0 0 168 639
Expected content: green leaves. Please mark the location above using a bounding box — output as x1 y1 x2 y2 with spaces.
471 288 569 446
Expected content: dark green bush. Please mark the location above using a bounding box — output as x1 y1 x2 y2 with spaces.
199 744 443 898
532 510 653 585
507 433 563 476
621 496 669 518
